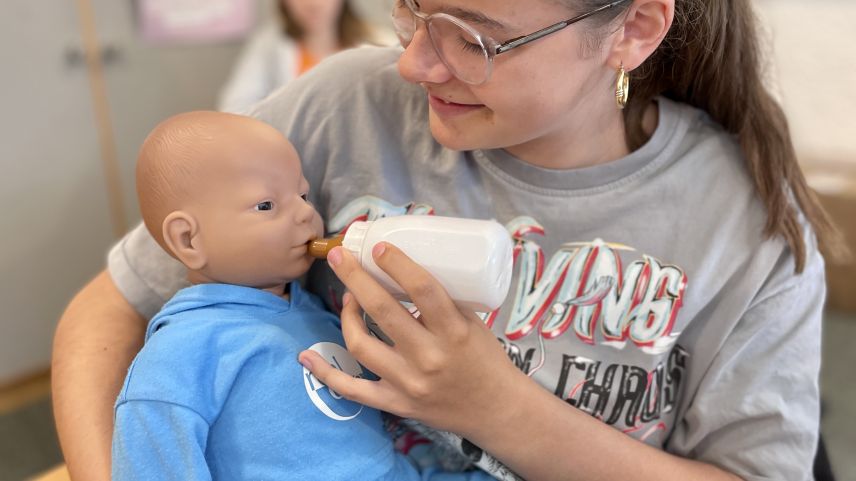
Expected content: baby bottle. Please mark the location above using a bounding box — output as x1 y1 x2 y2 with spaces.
309 216 513 312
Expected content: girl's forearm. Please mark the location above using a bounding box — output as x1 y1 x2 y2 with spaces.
51 270 147 481
465 370 742 481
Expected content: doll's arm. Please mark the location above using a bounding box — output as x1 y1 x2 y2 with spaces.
112 400 212 481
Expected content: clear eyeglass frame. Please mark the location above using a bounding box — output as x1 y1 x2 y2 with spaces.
392 0 631 85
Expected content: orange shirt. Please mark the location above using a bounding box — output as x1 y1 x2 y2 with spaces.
298 44 319 76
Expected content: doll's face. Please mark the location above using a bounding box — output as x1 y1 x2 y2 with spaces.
185 125 323 290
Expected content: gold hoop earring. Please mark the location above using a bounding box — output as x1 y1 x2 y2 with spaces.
615 63 629 110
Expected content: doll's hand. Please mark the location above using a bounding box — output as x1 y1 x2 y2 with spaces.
298 242 529 437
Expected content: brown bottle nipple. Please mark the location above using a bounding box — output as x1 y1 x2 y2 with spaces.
307 236 344 259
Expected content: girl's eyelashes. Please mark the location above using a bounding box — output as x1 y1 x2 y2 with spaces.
255 201 274 211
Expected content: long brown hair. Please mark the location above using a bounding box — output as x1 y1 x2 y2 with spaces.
575 0 844 273
278 1 372 48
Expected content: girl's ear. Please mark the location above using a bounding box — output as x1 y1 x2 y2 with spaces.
162 211 207 271
607 0 674 71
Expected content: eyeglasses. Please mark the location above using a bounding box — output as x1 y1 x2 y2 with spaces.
392 0 630 85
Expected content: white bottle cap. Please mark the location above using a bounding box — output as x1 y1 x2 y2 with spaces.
341 221 371 264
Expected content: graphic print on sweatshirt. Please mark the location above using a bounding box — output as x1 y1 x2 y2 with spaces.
303 341 366 421
323 195 690 445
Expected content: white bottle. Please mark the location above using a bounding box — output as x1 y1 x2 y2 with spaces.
340 216 513 312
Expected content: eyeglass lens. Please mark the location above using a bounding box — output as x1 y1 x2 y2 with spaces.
392 2 492 84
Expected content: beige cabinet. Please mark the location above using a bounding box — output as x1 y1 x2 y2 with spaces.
0 1 115 385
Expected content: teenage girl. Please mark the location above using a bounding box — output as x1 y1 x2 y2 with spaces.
54 1 840 480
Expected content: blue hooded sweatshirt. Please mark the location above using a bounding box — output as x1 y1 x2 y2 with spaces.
112 282 431 481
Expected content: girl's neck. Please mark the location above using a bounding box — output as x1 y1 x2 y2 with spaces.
505 101 658 170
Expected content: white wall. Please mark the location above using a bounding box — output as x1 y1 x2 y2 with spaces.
352 0 395 30
754 0 856 164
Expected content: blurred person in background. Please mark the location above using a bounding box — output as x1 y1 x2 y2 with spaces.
218 0 374 113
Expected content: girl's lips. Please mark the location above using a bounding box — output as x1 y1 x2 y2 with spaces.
428 95 484 117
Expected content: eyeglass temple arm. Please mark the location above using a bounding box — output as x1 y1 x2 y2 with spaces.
495 0 631 55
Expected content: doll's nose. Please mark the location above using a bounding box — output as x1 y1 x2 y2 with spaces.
296 201 316 225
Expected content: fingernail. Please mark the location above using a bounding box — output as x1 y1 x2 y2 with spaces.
372 242 386 258
342 292 352 306
328 247 342 267
298 354 312 370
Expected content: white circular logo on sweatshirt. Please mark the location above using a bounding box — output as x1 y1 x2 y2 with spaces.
302 342 365 421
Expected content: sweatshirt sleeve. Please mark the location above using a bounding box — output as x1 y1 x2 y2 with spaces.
666 239 825 481
112 400 212 481
107 222 188 320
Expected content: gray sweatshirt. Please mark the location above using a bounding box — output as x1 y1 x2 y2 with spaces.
109 47 823 481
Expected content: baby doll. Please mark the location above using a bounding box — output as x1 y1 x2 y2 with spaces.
111 111 490 481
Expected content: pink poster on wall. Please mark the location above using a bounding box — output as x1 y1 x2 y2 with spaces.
138 0 255 44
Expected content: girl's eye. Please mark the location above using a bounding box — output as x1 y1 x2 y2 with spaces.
458 37 483 55
255 201 274 211
300 193 310 202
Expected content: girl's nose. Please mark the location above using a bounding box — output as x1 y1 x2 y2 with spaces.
397 25 454 85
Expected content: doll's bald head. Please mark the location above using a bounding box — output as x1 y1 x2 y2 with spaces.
137 111 289 250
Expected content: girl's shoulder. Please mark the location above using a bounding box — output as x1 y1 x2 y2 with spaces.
658 97 753 191
250 46 422 137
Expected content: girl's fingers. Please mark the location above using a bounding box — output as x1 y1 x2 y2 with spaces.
297 350 407 415
370 242 467 336
328 247 426 350
338 291 409 383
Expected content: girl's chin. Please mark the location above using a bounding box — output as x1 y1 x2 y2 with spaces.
428 120 482 152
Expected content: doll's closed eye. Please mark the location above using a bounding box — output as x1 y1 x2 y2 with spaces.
255 201 274 211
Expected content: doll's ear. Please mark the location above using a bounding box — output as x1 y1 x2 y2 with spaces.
162 211 207 271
